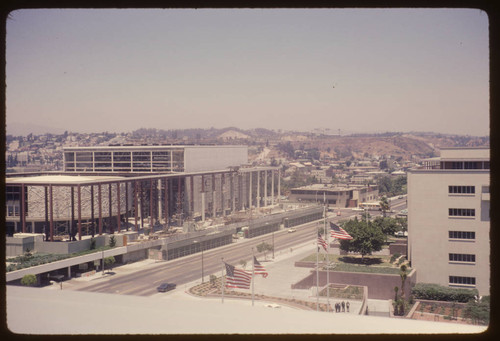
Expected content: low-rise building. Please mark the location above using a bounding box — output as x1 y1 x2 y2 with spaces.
289 184 378 208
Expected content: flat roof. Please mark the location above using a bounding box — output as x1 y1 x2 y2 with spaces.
63 145 247 151
292 184 374 192
6 175 125 185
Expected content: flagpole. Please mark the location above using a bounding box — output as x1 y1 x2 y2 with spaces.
324 194 330 313
221 257 224 304
316 226 319 312
252 248 255 306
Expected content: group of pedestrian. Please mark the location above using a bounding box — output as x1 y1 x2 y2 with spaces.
333 301 350 313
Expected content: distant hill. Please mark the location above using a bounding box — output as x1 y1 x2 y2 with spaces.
7 122 66 136
272 132 489 161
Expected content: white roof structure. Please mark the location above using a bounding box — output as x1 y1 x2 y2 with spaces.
7 175 125 185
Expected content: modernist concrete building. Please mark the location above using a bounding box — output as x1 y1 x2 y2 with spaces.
6 145 282 243
6 167 281 241
407 147 490 296
63 145 248 173
289 184 379 208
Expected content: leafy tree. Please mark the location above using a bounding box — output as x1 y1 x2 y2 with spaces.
277 142 295 159
256 242 273 261
379 196 390 217
463 296 490 325
239 259 247 270
104 256 115 272
396 217 408 233
339 217 385 259
372 217 399 239
21 274 37 287
377 175 392 195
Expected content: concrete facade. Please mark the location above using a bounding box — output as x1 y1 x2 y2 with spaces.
291 269 417 300
63 145 248 173
407 148 490 296
289 184 379 208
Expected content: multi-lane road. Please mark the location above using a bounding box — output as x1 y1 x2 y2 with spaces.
75 198 407 297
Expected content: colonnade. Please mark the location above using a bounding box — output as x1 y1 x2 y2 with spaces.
10 168 281 242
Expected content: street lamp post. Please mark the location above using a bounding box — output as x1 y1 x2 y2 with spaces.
272 231 275 259
201 244 204 283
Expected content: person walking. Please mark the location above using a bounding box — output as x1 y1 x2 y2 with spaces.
346 301 350 312
342 301 345 312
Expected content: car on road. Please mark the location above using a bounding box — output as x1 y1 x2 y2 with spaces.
157 282 176 292
287 228 297 233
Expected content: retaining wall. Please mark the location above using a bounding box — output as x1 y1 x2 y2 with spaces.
291 268 416 300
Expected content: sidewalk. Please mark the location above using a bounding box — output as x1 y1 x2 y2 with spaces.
53 234 368 315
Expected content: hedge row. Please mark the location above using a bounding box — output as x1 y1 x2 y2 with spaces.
6 246 113 272
411 283 478 303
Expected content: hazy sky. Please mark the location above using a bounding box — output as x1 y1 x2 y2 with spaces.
6 8 489 136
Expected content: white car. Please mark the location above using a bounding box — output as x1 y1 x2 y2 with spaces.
287 228 297 233
266 303 281 308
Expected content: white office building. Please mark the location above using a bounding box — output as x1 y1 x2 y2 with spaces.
407 148 490 295
63 145 248 173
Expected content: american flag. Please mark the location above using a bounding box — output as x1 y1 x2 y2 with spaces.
330 222 353 240
225 262 252 289
317 233 328 251
253 256 268 278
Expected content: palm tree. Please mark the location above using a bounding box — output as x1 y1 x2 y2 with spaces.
379 196 390 217
400 264 408 299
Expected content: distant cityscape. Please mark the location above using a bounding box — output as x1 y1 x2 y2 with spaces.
5 127 490 177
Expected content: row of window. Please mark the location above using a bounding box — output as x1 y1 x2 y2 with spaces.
449 276 476 285
449 208 475 217
449 253 476 263
449 231 475 239
448 186 475 194
443 161 489 170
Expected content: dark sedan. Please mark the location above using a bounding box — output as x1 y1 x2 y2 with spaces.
157 282 176 292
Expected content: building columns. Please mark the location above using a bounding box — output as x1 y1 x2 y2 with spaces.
271 170 275 205
257 170 261 209
249 171 252 209
98 184 103 235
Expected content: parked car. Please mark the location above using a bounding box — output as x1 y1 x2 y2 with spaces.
157 282 176 292
287 228 297 233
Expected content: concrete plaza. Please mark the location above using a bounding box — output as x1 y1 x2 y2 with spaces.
6 240 488 334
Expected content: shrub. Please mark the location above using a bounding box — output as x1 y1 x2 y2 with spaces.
21 274 37 287
390 253 400 263
109 235 116 247
90 237 96 250
411 283 478 303
104 256 115 271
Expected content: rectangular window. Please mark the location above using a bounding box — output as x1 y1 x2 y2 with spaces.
449 253 476 262
449 276 476 286
449 231 476 240
449 208 475 217
448 186 475 194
